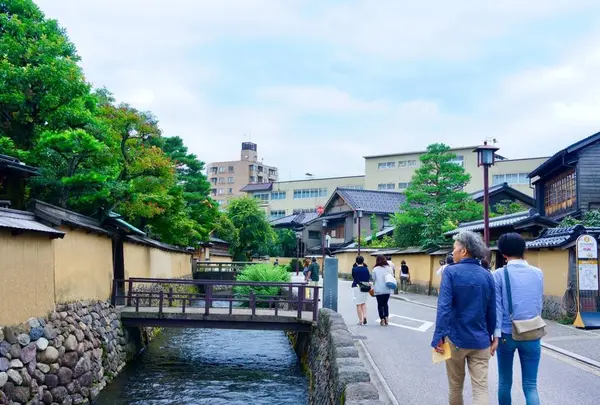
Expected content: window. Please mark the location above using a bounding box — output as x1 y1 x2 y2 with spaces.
449 155 464 167
544 169 577 217
398 182 411 190
249 164 258 172
227 188 233 194
293 188 328 199
217 188 224 195
218 177 226 184
254 193 269 202
258 166 264 173
378 183 395 191
343 185 364 190
293 208 317 214
378 161 396 170
268 169 277 177
227 177 234 184
210 177 217 185
271 191 287 200
249 176 256 183
308 231 320 240
218 166 225 173
228 166 235 172
211 188 217 196
270 210 286 220
492 173 530 185
399 160 418 168
210 167 218 174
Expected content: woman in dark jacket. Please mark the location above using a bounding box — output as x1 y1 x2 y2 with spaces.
352 256 370 325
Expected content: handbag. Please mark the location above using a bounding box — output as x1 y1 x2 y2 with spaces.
359 282 371 293
504 266 547 341
384 272 397 289
368 288 375 297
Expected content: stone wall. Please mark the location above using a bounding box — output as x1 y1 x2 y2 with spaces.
303 309 386 405
0 301 150 405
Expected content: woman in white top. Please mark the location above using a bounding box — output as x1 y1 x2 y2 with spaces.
372 254 395 326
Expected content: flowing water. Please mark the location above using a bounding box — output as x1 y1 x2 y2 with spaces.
95 328 308 405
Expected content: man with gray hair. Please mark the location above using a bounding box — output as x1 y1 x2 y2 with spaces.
431 231 496 405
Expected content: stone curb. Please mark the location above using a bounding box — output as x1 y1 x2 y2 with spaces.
390 294 438 309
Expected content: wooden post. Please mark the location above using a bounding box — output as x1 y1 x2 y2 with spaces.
168 288 173 307
182 297 186 314
250 290 256 316
312 286 320 321
229 300 233 315
158 290 164 315
126 279 133 306
297 286 304 318
205 285 212 315
135 296 140 312
110 279 117 307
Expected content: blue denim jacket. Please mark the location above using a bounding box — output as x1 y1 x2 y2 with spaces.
493 259 544 337
431 258 496 349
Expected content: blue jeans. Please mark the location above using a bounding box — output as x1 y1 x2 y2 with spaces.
497 333 541 405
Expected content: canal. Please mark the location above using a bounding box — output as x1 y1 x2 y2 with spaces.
95 328 308 405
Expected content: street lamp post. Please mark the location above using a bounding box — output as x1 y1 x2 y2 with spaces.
474 142 500 247
356 210 363 256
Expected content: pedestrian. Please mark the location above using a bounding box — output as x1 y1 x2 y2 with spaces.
431 230 496 405
492 233 544 405
306 257 320 298
372 255 394 326
302 259 310 280
274 258 279 267
436 254 454 277
399 260 410 292
386 255 398 294
352 256 371 325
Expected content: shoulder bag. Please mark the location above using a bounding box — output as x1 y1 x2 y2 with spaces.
384 271 397 289
359 282 372 293
504 266 547 341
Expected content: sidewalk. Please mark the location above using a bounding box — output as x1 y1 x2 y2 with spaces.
392 291 600 367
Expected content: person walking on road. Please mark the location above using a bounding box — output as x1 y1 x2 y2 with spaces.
492 233 544 405
431 231 496 405
436 254 454 277
351 256 371 325
306 257 320 298
386 255 398 294
372 255 394 326
399 260 410 292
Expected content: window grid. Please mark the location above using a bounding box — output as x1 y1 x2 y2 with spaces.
378 161 396 170
271 191 287 200
293 188 328 199
378 183 395 191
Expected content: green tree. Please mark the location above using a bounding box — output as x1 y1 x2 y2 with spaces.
226 197 276 260
560 210 600 228
268 228 297 257
491 199 524 217
0 0 91 150
392 143 482 248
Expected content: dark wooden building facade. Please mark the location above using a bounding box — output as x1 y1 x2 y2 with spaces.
529 132 600 221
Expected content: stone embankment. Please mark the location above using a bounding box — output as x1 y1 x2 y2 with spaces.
0 301 146 405
302 308 386 405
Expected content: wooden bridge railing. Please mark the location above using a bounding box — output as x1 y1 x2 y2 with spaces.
194 261 254 273
111 277 321 321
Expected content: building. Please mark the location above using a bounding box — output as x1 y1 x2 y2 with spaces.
241 175 365 220
304 188 406 254
363 145 548 196
529 131 600 221
206 142 278 208
470 182 535 213
0 154 40 209
270 212 320 256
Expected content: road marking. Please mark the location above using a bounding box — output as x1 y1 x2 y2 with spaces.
377 314 434 332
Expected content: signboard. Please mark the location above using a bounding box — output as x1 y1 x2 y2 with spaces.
316 205 324 215
323 257 338 311
577 235 598 259
579 261 599 291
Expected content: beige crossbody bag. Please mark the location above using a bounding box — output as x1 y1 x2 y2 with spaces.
504 266 547 341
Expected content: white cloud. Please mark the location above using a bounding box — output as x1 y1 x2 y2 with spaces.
33 0 600 179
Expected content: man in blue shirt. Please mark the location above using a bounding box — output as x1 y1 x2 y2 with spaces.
432 231 496 405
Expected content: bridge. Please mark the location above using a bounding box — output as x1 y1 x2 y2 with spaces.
111 277 321 332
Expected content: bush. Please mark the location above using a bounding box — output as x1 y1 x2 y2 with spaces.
234 263 292 301
287 258 301 272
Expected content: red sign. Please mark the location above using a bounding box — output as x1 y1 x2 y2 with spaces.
316 206 324 215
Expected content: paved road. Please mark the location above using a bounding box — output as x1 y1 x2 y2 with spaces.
336 280 600 405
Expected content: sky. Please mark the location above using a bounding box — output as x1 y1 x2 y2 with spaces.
36 0 600 180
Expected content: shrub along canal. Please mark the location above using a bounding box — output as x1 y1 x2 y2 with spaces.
95 327 307 404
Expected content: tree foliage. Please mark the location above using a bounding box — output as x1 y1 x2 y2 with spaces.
491 199 524 217
392 143 483 248
0 1 217 247
225 197 276 260
560 210 600 228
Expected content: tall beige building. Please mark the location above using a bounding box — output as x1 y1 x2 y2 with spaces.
364 146 549 196
241 175 365 220
206 142 278 208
